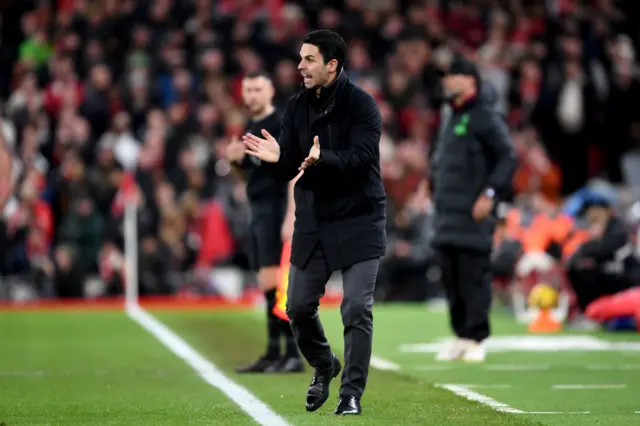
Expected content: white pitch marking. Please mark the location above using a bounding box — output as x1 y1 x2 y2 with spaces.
435 384 525 413
459 384 513 389
552 384 626 390
370 355 401 371
485 364 550 371
587 364 640 371
126 305 290 426
525 411 591 414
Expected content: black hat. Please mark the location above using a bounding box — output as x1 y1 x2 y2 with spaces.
436 55 481 85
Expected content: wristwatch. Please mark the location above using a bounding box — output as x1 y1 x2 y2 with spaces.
484 187 496 198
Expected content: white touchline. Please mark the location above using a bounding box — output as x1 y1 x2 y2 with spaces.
435 384 525 414
587 364 640 370
126 305 290 426
370 355 401 371
484 364 550 371
552 384 627 390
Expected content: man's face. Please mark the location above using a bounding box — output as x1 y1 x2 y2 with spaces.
586 206 610 226
298 43 337 89
241 76 273 115
442 74 473 98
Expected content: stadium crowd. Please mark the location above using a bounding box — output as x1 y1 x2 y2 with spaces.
0 0 639 322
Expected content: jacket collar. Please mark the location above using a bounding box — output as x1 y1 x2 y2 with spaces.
303 69 348 113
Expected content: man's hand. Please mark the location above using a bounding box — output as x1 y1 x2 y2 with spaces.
472 194 493 222
242 129 280 163
299 136 320 171
226 136 245 163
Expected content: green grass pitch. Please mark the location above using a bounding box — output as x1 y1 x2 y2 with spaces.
1 304 639 425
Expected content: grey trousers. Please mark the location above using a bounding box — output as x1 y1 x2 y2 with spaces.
286 244 379 399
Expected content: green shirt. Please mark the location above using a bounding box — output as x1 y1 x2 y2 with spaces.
19 38 53 66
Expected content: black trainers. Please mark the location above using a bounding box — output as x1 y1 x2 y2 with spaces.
305 354 342 412
235 356 278 374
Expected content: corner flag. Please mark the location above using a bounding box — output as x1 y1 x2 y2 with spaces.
273 240 291 321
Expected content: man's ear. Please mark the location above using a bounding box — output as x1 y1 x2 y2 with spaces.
328 58 339 73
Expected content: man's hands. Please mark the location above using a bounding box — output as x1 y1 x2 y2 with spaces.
299 136 320 171
226 136 245 163
472 194 493 222
242 129 281 163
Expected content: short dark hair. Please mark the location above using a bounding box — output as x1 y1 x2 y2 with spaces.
302 30 347 71
244 70 272 81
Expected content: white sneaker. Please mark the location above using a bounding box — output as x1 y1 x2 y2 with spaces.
462 341 486 363
435 338 471 361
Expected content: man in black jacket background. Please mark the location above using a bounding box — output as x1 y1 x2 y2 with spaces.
567 199 640 328
430 57 517 363
243 30 385 416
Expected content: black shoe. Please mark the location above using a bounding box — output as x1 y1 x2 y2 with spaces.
235 356 278 374
265 357 305 373
305 355 342 412
334 395 361 415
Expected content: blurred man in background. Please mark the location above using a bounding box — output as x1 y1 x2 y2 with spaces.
567 200 640 329
430 57 517 363
227 71 302 374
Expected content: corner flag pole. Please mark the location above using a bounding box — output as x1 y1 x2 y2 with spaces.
123 172 139 309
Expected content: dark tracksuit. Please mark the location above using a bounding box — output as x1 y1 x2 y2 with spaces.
263 71 386 399
430 84 517 342
235 110 287 270
567 216 640 311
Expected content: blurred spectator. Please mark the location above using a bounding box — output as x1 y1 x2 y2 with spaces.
0 0 639 306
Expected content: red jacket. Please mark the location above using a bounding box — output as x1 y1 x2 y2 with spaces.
190 201 234 269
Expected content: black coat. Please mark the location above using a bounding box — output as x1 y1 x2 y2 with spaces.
430 84 517 253
263 71 387 271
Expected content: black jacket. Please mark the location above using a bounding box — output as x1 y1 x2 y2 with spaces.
430 84 517 253
572 216 640 280
263 71 387 270
235 110 287 205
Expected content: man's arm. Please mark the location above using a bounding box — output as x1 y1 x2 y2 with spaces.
475 107 518 194
281 171 302 242
315 92 382 176
577 219 628 263
261 100 303 182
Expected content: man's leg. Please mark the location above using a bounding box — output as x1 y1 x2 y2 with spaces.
567 266 602 312
237 215 299 373
457 249 492 359
338 257 379 401
435 247 474 360
286 244 341 412
286 244 333 368
568 265 637 311
257 266 302 372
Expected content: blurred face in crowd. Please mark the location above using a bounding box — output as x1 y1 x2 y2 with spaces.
76 198 94 216
241 75 274 117
586 205 611 226
91 65 111 91
298 43 339 90
442 74 475 99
